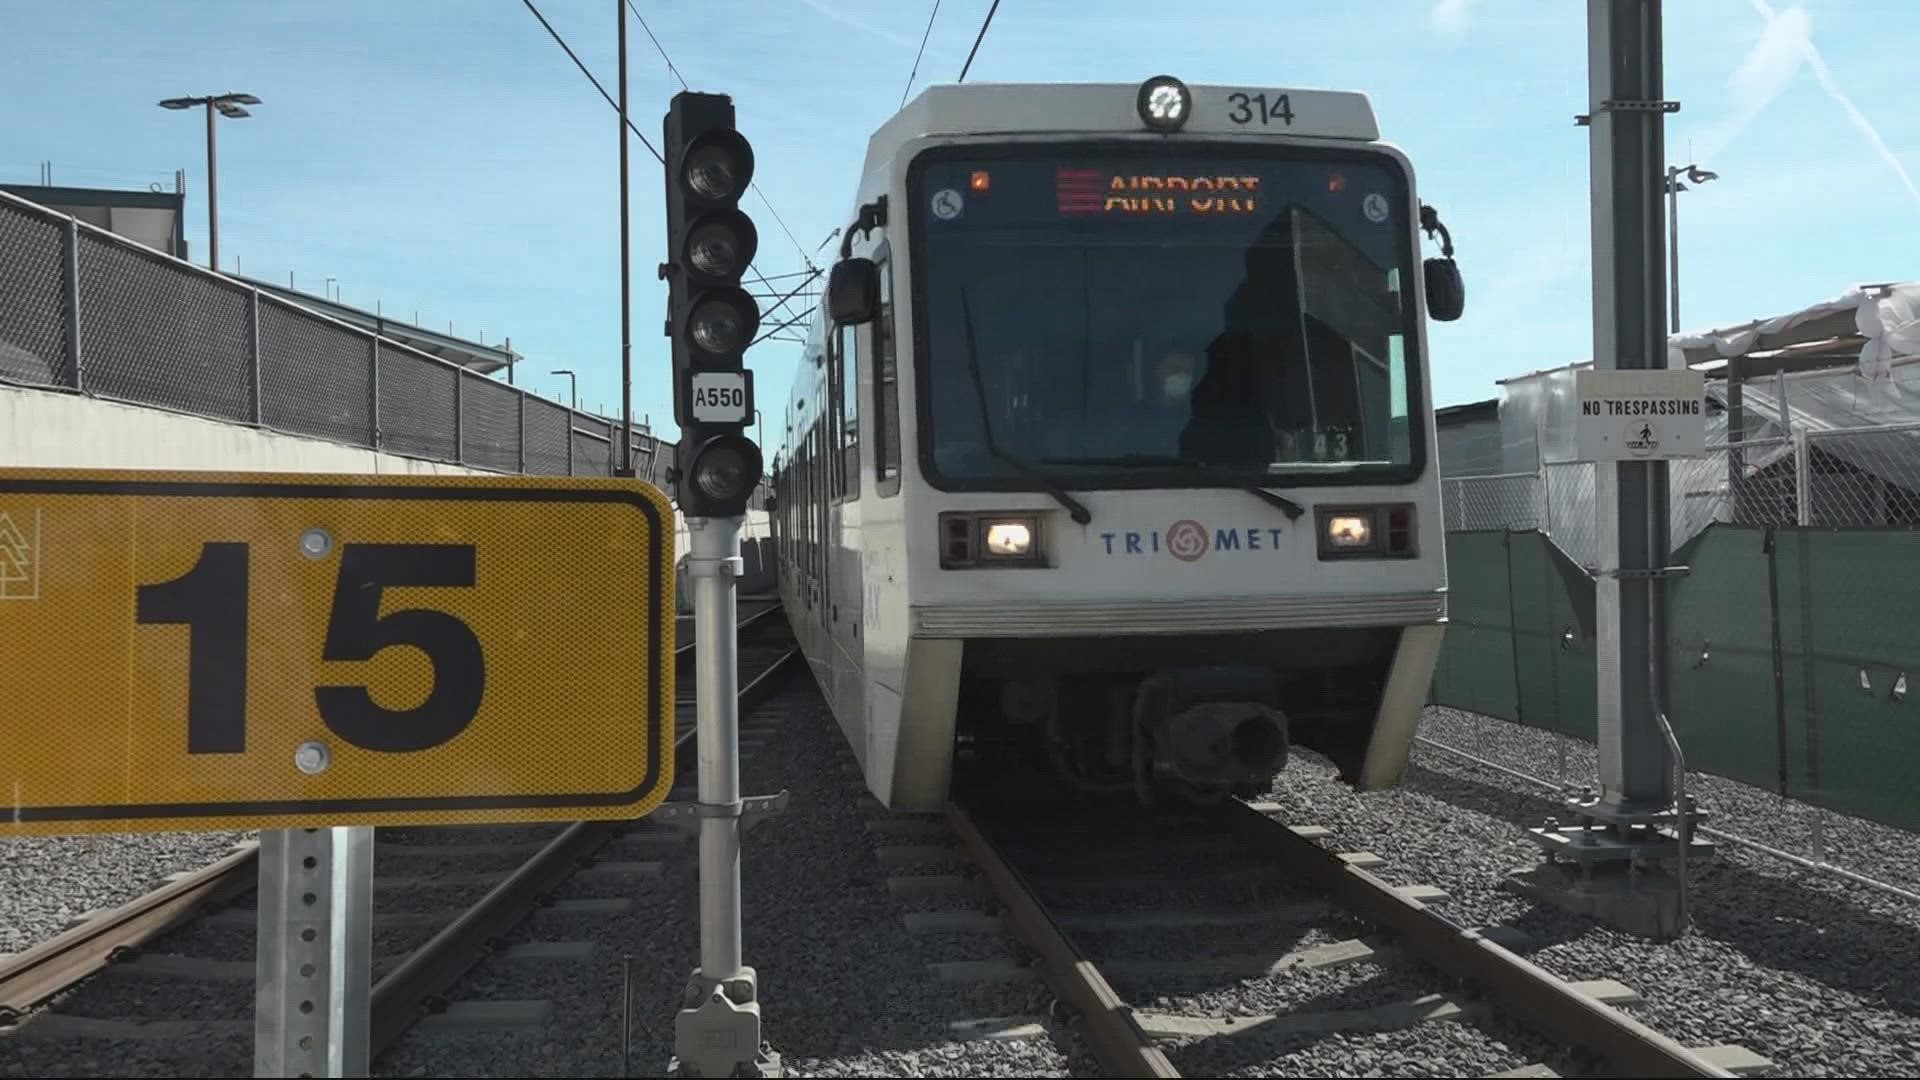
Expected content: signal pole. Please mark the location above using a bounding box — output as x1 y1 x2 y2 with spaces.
615 0 635 476
660 90 778 1079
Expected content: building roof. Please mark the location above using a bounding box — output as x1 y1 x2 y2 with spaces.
232 274 520 376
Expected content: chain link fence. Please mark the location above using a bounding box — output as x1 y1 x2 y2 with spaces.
0 188 770 508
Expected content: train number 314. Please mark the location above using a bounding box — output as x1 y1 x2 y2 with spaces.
1227 92 1294 126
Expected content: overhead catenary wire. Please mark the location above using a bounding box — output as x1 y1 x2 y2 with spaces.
520 0 665 165
623 0 812 272
901 0 943 108
523 0 813 333
957 0 1001 83
619 2 815 331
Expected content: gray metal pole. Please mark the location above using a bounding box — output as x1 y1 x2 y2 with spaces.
670 514 777 1078
254 826 373 1077
1667 166 1681 331
616 0 635 477
692 516 743 978
205 101 219 274
1589 0 1675 815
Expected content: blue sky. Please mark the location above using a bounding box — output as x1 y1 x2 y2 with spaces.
3 0 1916 444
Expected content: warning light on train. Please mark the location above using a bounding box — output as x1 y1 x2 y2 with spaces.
970 170 991 192
1136 75 1190 132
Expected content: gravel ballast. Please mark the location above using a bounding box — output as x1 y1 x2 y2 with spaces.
0 830 251 956
1246 704 1920 1079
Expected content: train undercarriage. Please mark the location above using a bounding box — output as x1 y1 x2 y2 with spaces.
954 627 1399 808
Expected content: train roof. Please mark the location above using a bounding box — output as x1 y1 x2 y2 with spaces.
865 80 1382 175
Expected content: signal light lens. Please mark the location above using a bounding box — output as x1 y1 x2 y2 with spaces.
685 210 759 281
688 433 764 509
681 130 755 202
686 289 760 356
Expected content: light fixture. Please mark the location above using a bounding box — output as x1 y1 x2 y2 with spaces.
685 288 760 356
680 129 755 202
1325 514 1372 549
1136 75 1191 133
983 520 1033 557
688 433 763 505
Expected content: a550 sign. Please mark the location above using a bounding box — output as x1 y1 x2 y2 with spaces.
0 470 676 838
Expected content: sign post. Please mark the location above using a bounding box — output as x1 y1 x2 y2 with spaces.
1516 0 1717 941
0 467 677 1075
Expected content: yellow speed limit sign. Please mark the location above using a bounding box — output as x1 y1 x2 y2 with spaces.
0 468 676 837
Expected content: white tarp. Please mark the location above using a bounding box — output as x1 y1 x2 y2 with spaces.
1667 282 1920 393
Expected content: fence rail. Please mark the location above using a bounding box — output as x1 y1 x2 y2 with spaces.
0 188 768 507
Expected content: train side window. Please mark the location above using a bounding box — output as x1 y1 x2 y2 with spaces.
826 336 844 503
874 254 901 496
839 323 860 501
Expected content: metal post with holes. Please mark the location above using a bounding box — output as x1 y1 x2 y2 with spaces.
1516 0 1714 940
253 825 374 1077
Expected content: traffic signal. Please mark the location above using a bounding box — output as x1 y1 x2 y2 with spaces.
663 90 763 518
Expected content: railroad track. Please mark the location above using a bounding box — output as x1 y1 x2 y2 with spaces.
889 782 1777 1079
0 597 798 1075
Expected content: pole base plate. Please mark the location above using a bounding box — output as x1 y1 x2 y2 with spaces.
669 965 782 1078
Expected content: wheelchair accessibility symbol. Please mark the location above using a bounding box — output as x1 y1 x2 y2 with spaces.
930 188 964 220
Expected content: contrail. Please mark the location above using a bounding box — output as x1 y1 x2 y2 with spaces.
1741 0 1920 210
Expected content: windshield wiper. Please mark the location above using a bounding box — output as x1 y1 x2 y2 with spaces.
1038 453 1306 521
959 288 1093 525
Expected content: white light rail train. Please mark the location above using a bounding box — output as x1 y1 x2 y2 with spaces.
768 76 1466 811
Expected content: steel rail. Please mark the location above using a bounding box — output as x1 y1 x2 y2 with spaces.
0 841 260 1023
1207 799 1738 1079
369 603 797 1055
943 800 1182 1079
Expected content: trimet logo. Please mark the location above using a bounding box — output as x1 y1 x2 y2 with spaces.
1099 519 1284 560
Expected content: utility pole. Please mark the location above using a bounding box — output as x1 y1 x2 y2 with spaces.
615 0 636 477
1517 0 1715 940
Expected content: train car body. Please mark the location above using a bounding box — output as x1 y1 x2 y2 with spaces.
770 78 1461 812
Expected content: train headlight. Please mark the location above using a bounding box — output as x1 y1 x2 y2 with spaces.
1316 505 1419 560
940 512 1044 568
983 520 1033 557
1325 514 1372 549
1137 75 1191 133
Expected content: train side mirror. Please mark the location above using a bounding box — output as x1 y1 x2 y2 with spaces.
827 257 880 326
1424 257 1465 322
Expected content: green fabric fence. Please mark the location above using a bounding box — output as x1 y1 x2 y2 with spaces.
1431 525 1920 834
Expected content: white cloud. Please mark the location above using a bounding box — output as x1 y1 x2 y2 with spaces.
1430 0 1475 36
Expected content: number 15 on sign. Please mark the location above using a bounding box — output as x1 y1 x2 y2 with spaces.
0 468 677 838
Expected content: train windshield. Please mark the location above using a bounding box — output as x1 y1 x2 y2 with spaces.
910 146 1423 490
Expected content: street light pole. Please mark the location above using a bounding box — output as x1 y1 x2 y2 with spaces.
204 101 219 273
553 369 578 411
1664 163 1717 332
159 92 260 274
